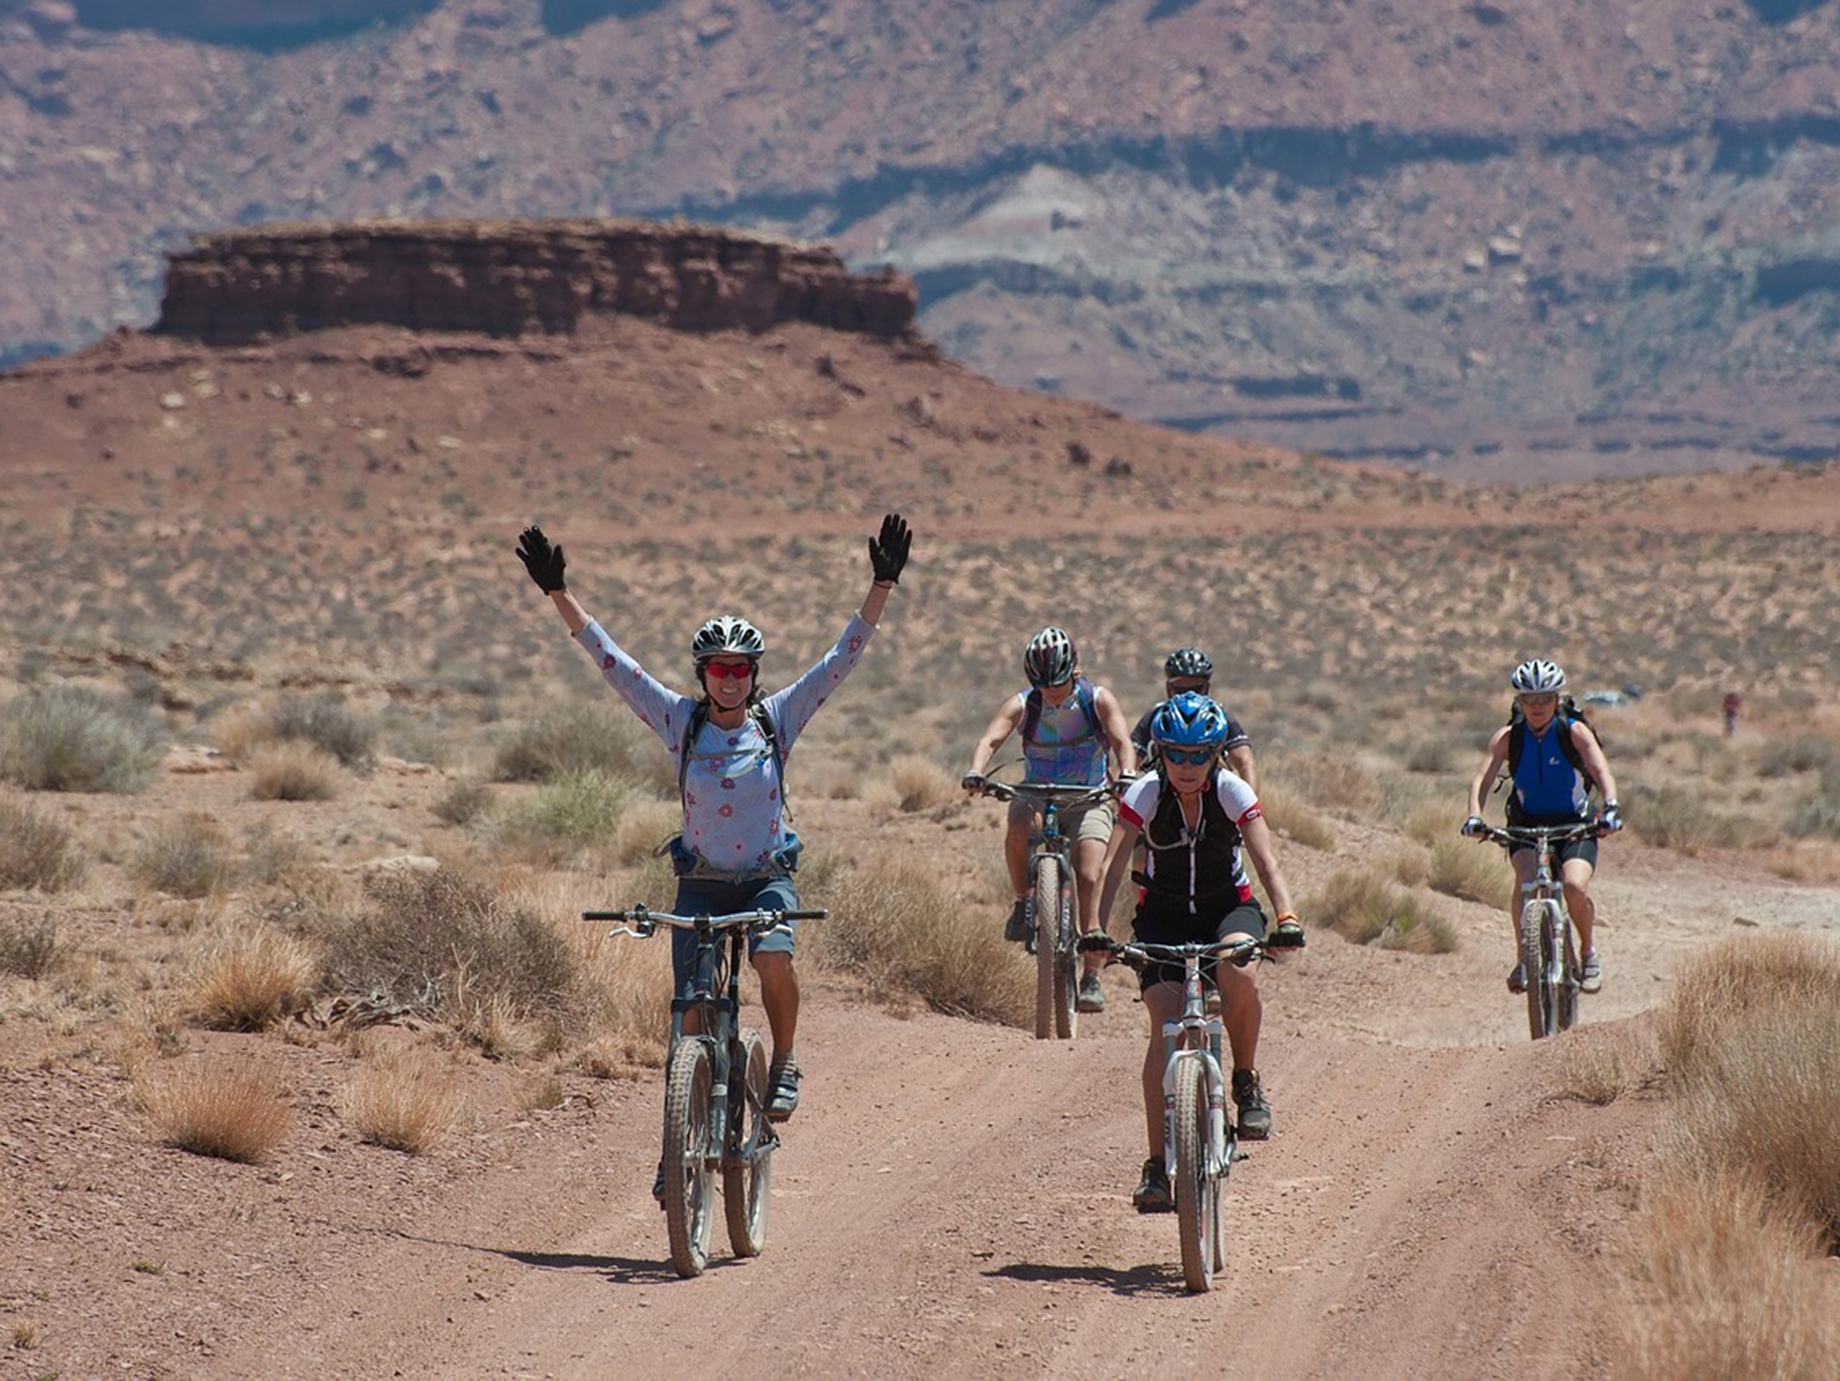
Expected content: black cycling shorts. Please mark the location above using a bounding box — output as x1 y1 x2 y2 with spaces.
1504 808 1599 870
1129 895 1267 992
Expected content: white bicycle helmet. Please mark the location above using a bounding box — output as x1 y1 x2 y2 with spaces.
1023 627 1078 688
1510 658 1566 694
691 615 766 661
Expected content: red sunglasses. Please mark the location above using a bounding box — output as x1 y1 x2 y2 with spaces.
702 662 755 681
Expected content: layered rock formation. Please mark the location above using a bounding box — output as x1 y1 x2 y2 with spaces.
154 220 918 344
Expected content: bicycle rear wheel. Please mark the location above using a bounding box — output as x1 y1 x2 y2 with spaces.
1033 855 1063 1041
1174 1057 1215 1293
663 1038 716 1278
723 1029 772 1258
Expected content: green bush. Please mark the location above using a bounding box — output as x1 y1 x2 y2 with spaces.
1308 868 1457 951
0 684 165 793
497 769 635 854
493 701 670 793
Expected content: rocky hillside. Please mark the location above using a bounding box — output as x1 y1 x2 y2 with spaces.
5 0 1840 476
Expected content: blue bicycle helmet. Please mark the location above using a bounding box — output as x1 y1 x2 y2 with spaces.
1149 691 1231 749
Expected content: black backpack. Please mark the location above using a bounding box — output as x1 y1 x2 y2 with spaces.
1505 695 1603 797
678 697 790 822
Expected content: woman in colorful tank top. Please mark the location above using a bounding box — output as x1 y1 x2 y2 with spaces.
961 626 1136 1014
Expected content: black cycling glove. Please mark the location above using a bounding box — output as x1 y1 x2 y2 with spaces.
869 512 912 584
517 525 567 593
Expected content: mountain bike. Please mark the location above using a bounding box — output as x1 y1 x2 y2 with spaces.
1476 823 1603 1040
973 779 1119 1040
1080 931 1266 1293
584 903 826 1278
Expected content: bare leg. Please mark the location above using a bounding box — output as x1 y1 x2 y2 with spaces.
1142 983 1182 1157
1073 835 1109 976
1561 857 1597 956
752 951 799 1060
1215 946 1262 1072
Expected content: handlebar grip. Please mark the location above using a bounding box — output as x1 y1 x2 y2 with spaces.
779 909 829 921
582 911 632 921
1076 932 1118 954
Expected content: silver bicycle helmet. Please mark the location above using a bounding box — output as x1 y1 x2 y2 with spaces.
691 615 766 661
1023 626 1078 688
1510 658 1566 694
1163 646 1213 681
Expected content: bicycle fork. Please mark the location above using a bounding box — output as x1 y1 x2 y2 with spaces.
1161 1030 1230 1184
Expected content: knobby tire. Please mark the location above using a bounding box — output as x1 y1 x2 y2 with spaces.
1557 912 1580 1033
1033 855 1063 1041
723 1029 772 1258
1054 866 1077 1040
663 1038 715 1278
1521 899 1556 1041
1175 1056 1214 1293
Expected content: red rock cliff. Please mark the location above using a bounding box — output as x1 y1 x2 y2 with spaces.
154 219 918 343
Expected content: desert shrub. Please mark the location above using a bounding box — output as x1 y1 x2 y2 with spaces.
1307 869 1455 951
187 923 320 1030
320 867 577 1030
1403 735 1462 774
1626 782 1761 854
0 915 58 979
495 769 635 859
1272 752 1378 817
1404 801 1452 847
1755 735 1838 778
493 702 669 793
881 754 959 812
1257 780 1337 851
1655 932 1840 1087
0 795 85 891
610 796 682 867
239 823 315 887
137 1061 291 1163
0 684 165 793
1615 1167 1840 1380
1784 770 1840 840
129 814 235 898
1425 838 1513 909
1557 1025 1657 1105
266 693 376 768
432 779 494 826
806 851 1030 1026
247 741 342 802
345 1055 460 1153
1386 847 1429 888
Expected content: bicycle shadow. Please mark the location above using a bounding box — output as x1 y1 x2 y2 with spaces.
983 1260 1184 1298
392 1231 695 1285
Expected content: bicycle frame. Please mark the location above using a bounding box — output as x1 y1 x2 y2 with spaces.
1480 824 1599 1039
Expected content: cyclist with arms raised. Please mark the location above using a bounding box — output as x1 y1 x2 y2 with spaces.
1096 692 1305 1211
1131 647 1258 789
962 627 1136 1014
517 514 912 1154
1462 658 1622 995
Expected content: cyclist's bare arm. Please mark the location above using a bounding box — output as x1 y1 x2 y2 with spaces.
1093 686 1138 777
966 697 1025 782
548 588 591 636
1467 726 1512 818
858 580 893 627
1226 744 1258 792
1240 813 1295 921
1566 720 1618 804
1095 816 1143 927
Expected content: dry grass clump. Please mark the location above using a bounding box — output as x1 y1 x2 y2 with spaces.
187 923 320 1030
320 867 578 1038
0 794 85 891
1425 838 1513 909
0 684 165 793
246 741 342 801
493 769 636 862
807 850 1030 1026
1256 780 1337 852
1307 869 1457 952
136 1060 292 1163
1784 770 1840 840
1557 1024 1658 1105
872 754 961 813
610 795 681 867
1654 932 1840 1086
345 1052 461 1153
129 813 235 898
493 701 670 793
432 779 495 826
0 915 58 980
1755 735 1838 778
265 693 376 768
1614 1168 1840 1380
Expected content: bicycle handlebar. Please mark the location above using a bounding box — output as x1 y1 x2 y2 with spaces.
973 780 1121 806
1078 932 1265 966
1476 822 1605 849
582 905 829 938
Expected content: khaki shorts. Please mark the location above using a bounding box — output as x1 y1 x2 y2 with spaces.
1009 795 1117 847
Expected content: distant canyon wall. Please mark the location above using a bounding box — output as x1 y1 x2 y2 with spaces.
154 219 919 343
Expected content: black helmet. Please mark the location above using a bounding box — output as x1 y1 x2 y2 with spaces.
1163 647 1213 681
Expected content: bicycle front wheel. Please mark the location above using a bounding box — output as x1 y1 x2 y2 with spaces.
663 1038 716 1278
1521 899 1557 1040
1557 913 1580 1033
723 1028 773 1258
1054 864 1077 1040
1033 854 1063 1041
1174 1057 1214 1292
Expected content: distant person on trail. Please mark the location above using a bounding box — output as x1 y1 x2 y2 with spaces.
1723 691 1742 738
1130 646 1258 788
961 626 1136 1014
1461 658 1621 996
516 514 912 1176
1094 692 1305 1212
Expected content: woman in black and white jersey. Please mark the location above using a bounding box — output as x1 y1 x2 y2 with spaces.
1094 692 1305 1214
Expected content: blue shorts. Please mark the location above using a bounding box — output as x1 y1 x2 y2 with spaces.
669 873 799 994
